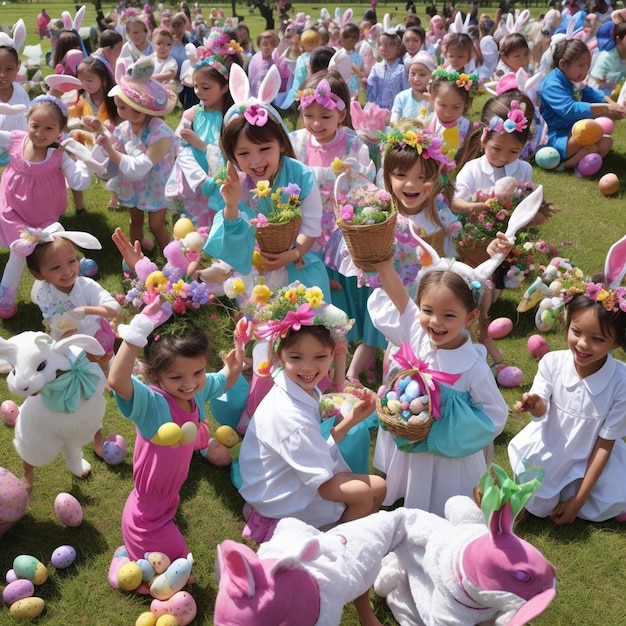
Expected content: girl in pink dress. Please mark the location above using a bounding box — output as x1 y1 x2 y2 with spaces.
0 96 91 318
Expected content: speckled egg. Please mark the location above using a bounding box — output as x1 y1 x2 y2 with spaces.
136 612 157 626
1 400 19 426
117 562 143 591
51 545 77 569
497 366 524 388
9 597 45 621
487 317 513 339
528 335 549 359
534 146 561 170
151 591 197 626
155 615 179 626
215 425 239 448
13 555 48 585
0 467 29 535
3 579 34 605
102 434 127 465
599 173 619 196
54 492 83 527
203 439 232 467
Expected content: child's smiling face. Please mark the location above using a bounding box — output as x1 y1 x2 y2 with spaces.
233 134 283 182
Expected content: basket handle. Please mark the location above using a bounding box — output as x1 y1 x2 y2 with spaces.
333 171 385 220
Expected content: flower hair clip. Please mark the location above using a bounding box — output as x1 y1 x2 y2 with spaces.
562 281 626 312
296 79 346 111
10 223 102 258
431 68 481 97
238 102 268 126
381 124 456 172
484 100 528 138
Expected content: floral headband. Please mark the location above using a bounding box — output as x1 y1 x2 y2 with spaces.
10 224 101 258
431 68 481 97
32 94 68 118
483 100 528 139
381 125 456 172
296 79 346 111
194 30 243 77
563 281 626 313
246 281 354 347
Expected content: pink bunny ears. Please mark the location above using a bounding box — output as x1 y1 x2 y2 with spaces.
0 19 26 52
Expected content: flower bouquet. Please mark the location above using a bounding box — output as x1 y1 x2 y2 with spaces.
250 181 303 255
334 173 397 272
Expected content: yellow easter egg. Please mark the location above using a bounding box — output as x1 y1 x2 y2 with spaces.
10 597 45 621
215 425 239 448
173 218 195 240
151 423 182 447
572 119 603 146
145 271 168 291
179 422 197 446
117 562 143 591
156 616 179 626
136 612 158 626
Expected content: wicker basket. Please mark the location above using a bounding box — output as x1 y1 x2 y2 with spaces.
376 369 433 444
422 228 445 257
455 237 491 268
254 217 302 255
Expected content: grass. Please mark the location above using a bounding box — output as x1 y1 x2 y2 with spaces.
1 2 626 625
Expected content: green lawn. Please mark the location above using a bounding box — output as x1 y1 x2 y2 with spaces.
1 3 626 625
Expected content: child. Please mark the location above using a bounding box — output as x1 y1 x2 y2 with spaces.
368 241 509 516
281 27 324 109
390 52 435 123
248 30 280 97
69 56 120 216
150 28 178 90
402 25 426 65
339 22 365 99
0 96 92 318
53 29 84 75
205 64 332 302
540 38 626 169
236 23 255 65
442 32 475 73
589 22 626 96
428 67 478 157
367 31 409 110
96 58 178 253
166 32 244 229
170 12 198 108
93 28 124 79
495 32 530 77
119 15 153 62
508 254 626 524
108 305 244 564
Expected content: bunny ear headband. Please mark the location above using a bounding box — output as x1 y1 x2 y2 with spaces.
0 19 26 52
408 185 544 305
10 223 102 258
224 64 290 134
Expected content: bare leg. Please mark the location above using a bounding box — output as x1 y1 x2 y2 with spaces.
93 427 104 458
128 207 145 251
72 188 85 214
148 208 171 252
318 473 386 523
354 592 383 626
22 461 34 494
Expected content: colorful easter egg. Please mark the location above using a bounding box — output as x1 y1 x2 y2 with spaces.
179 422 197 447
151 423 182 447
1 400 19 426
51 545 77 569
149 553 194 601
136 612 157 626
497 366 523 388
54 492 83 527
13 555 48 585
0 467 29 535
595 116 614 134
487 317 513 339
162 591 197 626
576 152 602 177
117 562 143 591
137 558 156 582
9 597 45 620
147 553 171 575
215 425 239 448
102 434 127 465
155 616 179 626
3 579 34 605
599 172 619 196
173 218 195 240
528 335 549 359
534 146 560 170
203 439 232 467
572 119 603 146
79 257 98 277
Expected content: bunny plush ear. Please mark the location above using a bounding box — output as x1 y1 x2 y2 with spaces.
334 7 341 24
320 7 330 21
503 185 543 240
0 337 18 366
74 5 86 31
229 63 250 106
342 8 353 26
514 8 530 32
604 234 626 288
11 19 26 52
257 65 281 106
54 333 105 358
61 11 74 30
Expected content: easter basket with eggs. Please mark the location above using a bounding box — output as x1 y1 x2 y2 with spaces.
334 173 397 272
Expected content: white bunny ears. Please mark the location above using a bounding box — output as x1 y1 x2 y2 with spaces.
0 19 26 52
61 5 85 32
9 222 102 258
408 185 544 303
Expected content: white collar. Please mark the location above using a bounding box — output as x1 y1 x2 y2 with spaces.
478 154 520 178
273 368 322 409
423 330 481 375
561 351 616 395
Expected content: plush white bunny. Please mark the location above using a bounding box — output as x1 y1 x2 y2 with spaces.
0 331 107 488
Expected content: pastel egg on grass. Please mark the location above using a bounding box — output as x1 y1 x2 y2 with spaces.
79 257 98 277
1 399 19 426
9 597 45 621
575 152 603 178
3 579 35 605
599 172 620 196
572 119 603 146
487 317 513 339
534 146 561 170
0 467 29 536
497 366 523 388
51 545 77 569
54 492 83 527
528 334 550 359
13 555 48 585
102 433 127 465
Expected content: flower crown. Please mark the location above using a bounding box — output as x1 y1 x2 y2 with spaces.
381 125 456 172
431 68 481 97
32 94 68 118
244 281 354 346
483 100 528 139
194 29 243 77
563 281 626 313
296 79 346 111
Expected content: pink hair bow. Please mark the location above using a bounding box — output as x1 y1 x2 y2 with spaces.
393 342 461 418
255 303 316 342
243 103 268 126
297 79 346 111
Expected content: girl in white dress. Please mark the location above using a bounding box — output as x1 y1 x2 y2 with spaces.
508 237 626 524
368 238 510 516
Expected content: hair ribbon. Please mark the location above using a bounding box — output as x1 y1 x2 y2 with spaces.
296 79 346 111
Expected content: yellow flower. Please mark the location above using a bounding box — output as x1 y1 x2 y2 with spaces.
330 157 344 175
257 360 271 376
252 284 272 305
596 289 610 303
252 250 266 269
171 279 186 295
304 286 323 308
403 130 417 148
255 180 271 197
296 284 307 296
284 288 299 303
230 278 246 296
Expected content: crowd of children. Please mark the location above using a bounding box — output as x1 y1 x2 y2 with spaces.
3 3 626 624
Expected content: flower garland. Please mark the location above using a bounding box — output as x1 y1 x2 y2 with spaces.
431 67 481 98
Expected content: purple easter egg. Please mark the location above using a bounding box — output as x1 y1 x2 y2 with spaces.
577 153 602 177
102 435 126 466
79 257 98 277
497 366 523 388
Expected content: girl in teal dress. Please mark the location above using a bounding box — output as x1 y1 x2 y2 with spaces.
166 30 244 228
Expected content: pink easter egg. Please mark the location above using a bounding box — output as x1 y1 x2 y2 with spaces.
595 116 614 135
54 493 83 528
497 366 523 388
527 334 549 359
3 578 34 605
203 439 231 467
1 400 19 427
0 467 29 535
577 152 602 177
487 317 513 339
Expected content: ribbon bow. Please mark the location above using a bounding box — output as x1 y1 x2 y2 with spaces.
40 351 102 413
10 225 62 258
393 343 461 417
255 303 317 343
243 103 268 127
297 79 346 111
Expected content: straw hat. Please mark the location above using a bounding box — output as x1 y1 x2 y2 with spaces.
109 57 177 116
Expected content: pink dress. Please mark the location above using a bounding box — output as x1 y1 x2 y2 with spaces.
0 131 67 247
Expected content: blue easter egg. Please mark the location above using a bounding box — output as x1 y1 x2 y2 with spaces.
397 377 410 391
534 146 561 170
405 379 420 399
79 257 98 277
399 393 408 403
401 410 412 419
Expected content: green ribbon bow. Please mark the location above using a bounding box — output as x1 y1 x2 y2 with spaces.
41 351 102 413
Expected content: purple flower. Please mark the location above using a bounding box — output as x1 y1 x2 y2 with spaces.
189 281 211 305
283 183 301 196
